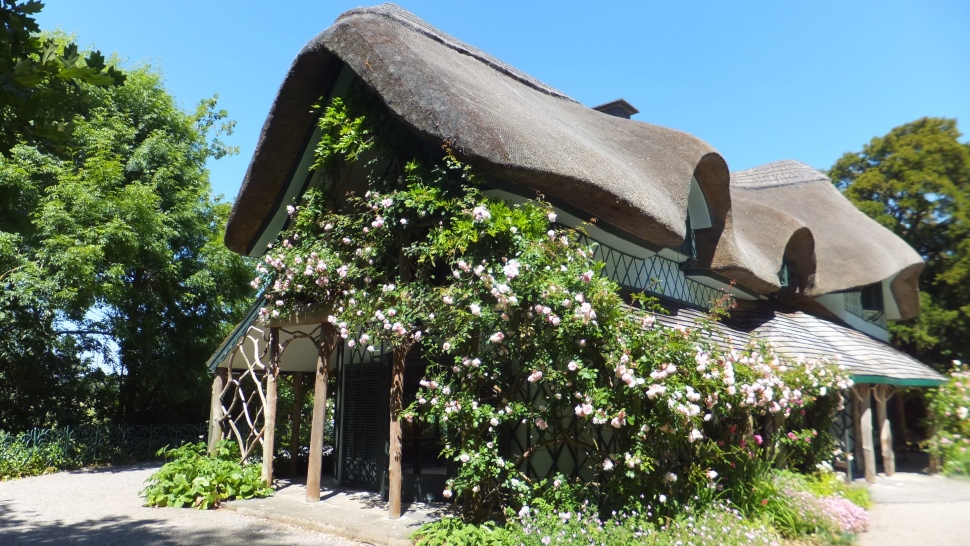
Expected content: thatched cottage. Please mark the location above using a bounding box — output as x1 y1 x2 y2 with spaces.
207 4 944 518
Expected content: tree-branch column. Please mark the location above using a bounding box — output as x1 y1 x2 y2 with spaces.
261 327 280 486
307 324 336 503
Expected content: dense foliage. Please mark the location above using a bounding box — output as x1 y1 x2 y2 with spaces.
927 362 970 476
0 30 253 430
258 95 853 525
141 441 273 509
0 1 125 154
829 118 970 371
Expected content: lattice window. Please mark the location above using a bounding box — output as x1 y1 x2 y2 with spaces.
570 228 723 309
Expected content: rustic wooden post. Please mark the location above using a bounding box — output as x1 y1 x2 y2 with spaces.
262 327 280 487
873 384 895 476
928 420 941 475
854 384 876 483
207 367 229 454
895 392 909 449
307 324 335 503
288 372 304 477
388 346 408 519
852 387 863 470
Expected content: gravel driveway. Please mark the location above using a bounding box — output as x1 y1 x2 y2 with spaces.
0 463 364 545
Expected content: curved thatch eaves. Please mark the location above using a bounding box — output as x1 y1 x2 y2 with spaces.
225 4 729 256
705 196 818 295
722 160 923 319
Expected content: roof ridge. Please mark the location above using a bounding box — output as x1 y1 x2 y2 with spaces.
337 4 579 103
731 159 829 190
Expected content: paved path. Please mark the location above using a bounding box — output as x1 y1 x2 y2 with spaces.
858 472 970 546
0 463 364 545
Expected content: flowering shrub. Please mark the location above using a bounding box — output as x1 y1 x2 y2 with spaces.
761 470 869 540
257 95 854 521
415 504 782 546
928 362 970 476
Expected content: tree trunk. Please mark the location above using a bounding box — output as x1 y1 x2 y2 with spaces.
874 385 895 476
207 368 228 454
855 385 876 483
388 346 407 519
895 393 908 448
262 327 280 487
852 388 863 470
307 325 335 503
289 372 304 477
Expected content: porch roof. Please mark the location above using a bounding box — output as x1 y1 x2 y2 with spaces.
649 300 945 387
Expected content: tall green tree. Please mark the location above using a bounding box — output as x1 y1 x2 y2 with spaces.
0 0 125 155
1 60 253 429
829 117 970 371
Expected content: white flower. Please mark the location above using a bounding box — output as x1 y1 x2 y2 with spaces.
547 211 557 222
536 418 548 430
503 259 521 279
602 458 614 471
567 361 579 372
665 472 677 483
472 205 491 222
707 470 718 480
442 489 453 498
580 270 594 283
442 342 451 351
527 369 542 382
470 303 482 316
688 428 704 443
490 418 499 427
459 453 470 463
658 494 667 503
518 505 530 518
489 331 505 343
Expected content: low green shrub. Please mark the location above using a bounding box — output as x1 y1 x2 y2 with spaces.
412 504 782 546
0 432 73 479
413 517 516 546
0 424 206 480
802 468 871 509
140 440 273 509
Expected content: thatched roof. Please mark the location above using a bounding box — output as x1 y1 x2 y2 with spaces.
714 160 923 319
225 3 729 256
652 301 944 386
224 4 922 319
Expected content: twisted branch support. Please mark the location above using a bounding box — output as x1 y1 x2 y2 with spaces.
852 384 876 483
872 384 896 476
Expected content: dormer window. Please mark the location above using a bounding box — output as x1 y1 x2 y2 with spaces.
843 283 886 328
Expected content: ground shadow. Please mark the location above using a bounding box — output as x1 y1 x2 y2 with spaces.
0 499 331 546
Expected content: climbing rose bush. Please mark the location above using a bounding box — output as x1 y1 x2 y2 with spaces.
928 361 970 476
256 97 853 521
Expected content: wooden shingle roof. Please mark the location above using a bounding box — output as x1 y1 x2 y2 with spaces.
650 301 944 386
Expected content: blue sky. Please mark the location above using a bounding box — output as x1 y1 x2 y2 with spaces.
39 1 969 203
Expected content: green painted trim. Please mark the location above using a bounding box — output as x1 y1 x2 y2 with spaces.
852 374 945 387
205 297 263 373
